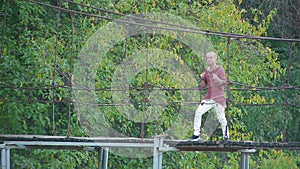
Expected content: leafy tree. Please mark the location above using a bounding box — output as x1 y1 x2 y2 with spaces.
0 0 298 168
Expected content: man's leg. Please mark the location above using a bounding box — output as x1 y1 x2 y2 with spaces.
215 104 229 139
193 100 213 136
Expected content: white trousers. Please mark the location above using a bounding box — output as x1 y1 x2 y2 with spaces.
193 99 229 138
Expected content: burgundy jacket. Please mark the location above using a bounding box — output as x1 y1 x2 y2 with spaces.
203 66 227 107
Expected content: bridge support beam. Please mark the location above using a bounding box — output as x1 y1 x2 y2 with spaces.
1 145 10 169
98 147 109 169
239 149 256 169
153 135 164 169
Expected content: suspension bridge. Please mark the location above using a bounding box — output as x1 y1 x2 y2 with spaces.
0 0 299 169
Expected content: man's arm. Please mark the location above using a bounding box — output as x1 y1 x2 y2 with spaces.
200 72 206 87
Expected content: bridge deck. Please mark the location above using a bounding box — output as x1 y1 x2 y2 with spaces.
0 135 299 152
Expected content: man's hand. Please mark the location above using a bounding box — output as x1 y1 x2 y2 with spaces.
212 73 224 84
200 72 205 80
212 73 218 80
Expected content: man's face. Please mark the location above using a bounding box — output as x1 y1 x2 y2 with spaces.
206 54 217 65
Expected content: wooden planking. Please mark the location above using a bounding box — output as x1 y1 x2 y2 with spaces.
0 134 154 143
0 135 299 152
169 140 300 151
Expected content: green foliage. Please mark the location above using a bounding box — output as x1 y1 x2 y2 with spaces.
254 150 299 169
0 0 298 168
11 149 97 169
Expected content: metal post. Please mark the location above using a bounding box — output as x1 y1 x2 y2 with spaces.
153 135 164 169
103 147 108 169
98 147 109 169
98 148 103 169
1 148 5 169
1 146 10 169
6 148 10 169
239 149 256 169
240 152 249 169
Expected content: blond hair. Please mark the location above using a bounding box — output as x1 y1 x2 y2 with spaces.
206 52 218 59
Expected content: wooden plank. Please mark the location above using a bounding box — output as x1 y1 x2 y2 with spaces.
173 140 300 151
0 135 154 143
1 135 299 152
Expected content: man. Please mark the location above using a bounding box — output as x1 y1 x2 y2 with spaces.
190 51 229 141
